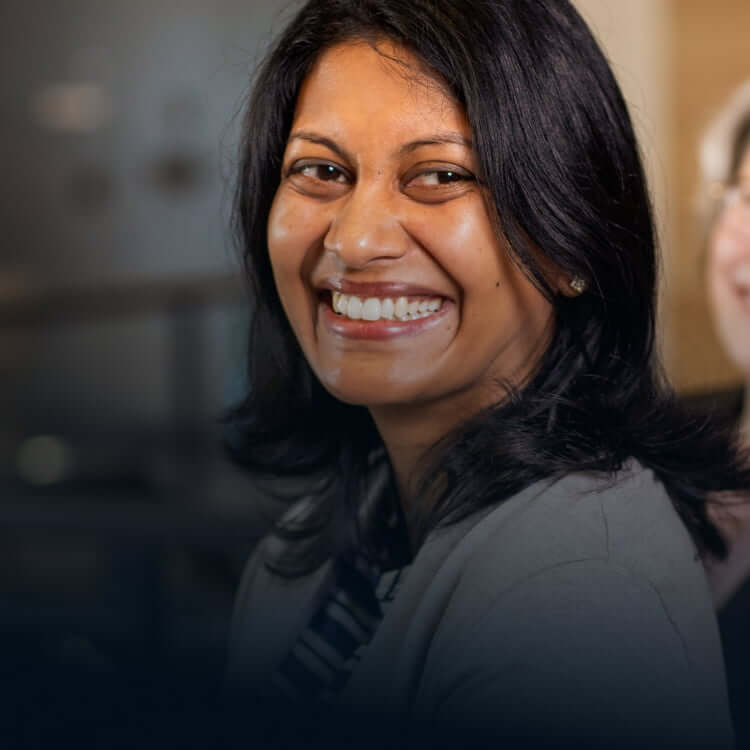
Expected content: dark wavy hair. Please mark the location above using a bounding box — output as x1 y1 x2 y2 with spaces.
227 0 750 577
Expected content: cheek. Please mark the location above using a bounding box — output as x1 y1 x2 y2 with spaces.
411 204 507 291
420 207 551 348
707 236 747 353
706 245 724 311
266 194 321 346
267 193 324 304
711 207 750 268
707 224 738 315
267 193 305 282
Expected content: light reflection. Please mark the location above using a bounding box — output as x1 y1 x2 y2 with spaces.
16 435 75 486
32 83 113 134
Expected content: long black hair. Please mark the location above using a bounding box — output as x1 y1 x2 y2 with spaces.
227 0 750 576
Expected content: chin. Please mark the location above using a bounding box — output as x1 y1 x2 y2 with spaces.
316 373 423 409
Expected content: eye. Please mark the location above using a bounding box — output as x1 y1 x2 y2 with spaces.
409 170 471 187
285 160 351 199
723 181 750 209
289 161 349 184
403 165 476 203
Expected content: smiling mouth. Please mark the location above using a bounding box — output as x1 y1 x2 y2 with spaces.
329 291 444 322
732 263 750 297
731 274 750 307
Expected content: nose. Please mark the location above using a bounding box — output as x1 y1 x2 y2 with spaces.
324 184 410 269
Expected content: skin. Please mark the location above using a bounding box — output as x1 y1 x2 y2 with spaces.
267 41 567 510
708 145 750 387
704 145 750 606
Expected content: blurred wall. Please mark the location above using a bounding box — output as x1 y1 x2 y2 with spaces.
0 0 289 284
669 0 750 393
573 0 676 372
0 1 305 685
574 0 749 394
0 0 295 435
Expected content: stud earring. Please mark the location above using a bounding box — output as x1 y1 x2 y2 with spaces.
569 276 587 294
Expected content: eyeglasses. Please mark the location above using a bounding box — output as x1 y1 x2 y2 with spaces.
710 180 750 210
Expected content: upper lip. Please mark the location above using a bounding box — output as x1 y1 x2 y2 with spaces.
315 277 450 299
732 262 750 290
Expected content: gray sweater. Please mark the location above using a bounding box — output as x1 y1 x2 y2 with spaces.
227 462 733 747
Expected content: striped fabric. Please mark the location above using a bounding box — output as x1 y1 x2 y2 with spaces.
271 551 404 703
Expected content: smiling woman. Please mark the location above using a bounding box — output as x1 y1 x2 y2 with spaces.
268 41 554 453
224 1 750 747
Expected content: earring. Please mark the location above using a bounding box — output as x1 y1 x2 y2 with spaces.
569 275 587 294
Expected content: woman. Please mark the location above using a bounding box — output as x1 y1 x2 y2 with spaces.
225 1 749 746
700 81 750 448
696 80 750 747
698 81 750 609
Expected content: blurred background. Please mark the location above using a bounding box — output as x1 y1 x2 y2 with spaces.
0 0 298 733
576 0 750 394
0 0 747 738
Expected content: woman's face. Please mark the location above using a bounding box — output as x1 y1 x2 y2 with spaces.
267 41 553 413
708 145 750 375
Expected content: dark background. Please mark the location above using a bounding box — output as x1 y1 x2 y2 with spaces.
0 2 303 737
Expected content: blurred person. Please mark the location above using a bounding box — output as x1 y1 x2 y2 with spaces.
697 80 750 749
703 81 750 438
698 80 750 608
223 1 750 747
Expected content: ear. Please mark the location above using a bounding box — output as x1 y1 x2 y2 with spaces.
508 229 588 298
555 272 588 297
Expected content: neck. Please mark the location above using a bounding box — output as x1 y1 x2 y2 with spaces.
370 407 434 508
368 319 553 522
369 387 496 516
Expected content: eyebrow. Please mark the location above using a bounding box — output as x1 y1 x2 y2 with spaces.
288 131 355 164
398 133 473 155
287 130 473 162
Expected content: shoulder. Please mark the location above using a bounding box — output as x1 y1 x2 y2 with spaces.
427 460 698 597
434 462 715 647
413 463 732 746
416 557 731 747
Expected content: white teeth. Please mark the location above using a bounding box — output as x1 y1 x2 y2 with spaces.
346 296 363 319
394 297 408 319
734 263 750 287
362 298 381 321
330 292 443 322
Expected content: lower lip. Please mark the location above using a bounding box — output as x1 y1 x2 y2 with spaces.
735 286 750 310
319 299 453 340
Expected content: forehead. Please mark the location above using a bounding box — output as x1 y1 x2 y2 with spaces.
291 41 471 142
